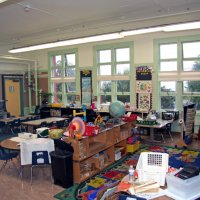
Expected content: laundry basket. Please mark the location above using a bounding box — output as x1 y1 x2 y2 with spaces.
136 152 169 186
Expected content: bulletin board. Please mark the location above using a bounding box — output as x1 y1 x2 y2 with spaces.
136 65 152 111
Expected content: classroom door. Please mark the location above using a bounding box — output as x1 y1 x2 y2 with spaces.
5 79 21 117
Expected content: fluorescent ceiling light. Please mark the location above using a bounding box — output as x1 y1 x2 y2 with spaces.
0 0 8 3
9 33 123 53
9 21 200 53
163 21 200 32
120 27 163 36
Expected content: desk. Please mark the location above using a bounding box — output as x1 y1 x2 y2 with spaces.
21 117 66 132
0 115 36 125
136 119 173 142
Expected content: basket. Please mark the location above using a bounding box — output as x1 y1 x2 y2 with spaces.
126 141 140 153
136 152 169 186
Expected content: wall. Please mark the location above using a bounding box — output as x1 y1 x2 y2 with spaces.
1 29 200 131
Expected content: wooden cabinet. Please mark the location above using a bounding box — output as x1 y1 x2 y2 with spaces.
64 122 133 183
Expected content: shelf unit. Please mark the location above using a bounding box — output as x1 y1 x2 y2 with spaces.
64 122 133 183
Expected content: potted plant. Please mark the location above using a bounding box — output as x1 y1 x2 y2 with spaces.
38 91 53 105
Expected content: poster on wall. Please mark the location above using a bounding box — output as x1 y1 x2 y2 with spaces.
136 65 152 111
137 93 152 111
136 81 152 93
80 70 92 105
136 65 152 80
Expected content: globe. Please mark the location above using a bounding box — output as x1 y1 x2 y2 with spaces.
109 101 126 118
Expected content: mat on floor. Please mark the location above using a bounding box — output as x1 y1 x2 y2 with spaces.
54 145 200 200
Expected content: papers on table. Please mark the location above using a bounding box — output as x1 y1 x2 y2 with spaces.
9 137 28 143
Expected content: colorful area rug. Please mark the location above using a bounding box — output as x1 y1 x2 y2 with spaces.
54 145 200 200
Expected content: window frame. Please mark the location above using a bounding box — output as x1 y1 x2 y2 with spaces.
154 35 200 114
94 42 134 105
48 49 78 105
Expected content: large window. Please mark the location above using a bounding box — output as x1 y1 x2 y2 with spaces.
160 81 176 110
96 44 132 105
160 44 177 71
156 37 200 112
49 50 77 104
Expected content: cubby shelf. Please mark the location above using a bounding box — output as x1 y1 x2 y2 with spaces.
64 121 133 183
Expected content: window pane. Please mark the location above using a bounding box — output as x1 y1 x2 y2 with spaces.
161 96 176 109
183 96 200 110
53 94 62 103
160 61 177 71
51 55 62 67
65 54 75 66
66 94 76 103
100 95 111 104
160 44 177 59
99 65 111 75
183 42 200 58
183 81 200 93
160 81 176 92
51 68 62 78
65 67 75 77
65 82 76 93
99 50 111 63
117 80 130 92
100 81 111 92
117 95 130 103
116 64 130 75
116 48 130 62
52 82 62 93
183 60 200 71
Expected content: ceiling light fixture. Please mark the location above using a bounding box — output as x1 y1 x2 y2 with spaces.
162 21 200 32
0 0 8 3
9 21 200 53
9 33 123 53
120 27 163 36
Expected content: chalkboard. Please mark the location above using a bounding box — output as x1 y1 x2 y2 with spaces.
136 66 152 80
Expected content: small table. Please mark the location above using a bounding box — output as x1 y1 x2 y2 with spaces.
0 115 36 125
0 137 20 150
21 117 67 132
136 119 173 142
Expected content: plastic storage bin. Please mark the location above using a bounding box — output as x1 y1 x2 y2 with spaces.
136 152 169 186
50 140 74 188
165 171 200 200
126 141 140 153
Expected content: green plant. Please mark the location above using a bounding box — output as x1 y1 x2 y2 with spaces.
38 91 53 104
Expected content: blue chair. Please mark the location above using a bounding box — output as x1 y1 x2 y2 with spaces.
30 150 52 184
0 146 19 172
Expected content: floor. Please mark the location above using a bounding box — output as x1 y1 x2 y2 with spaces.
0 132 200 200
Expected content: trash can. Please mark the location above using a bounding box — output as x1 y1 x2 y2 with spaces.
50 140 74 188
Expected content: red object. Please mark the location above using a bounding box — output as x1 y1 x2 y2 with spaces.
122 114 137 122
84 125 99 136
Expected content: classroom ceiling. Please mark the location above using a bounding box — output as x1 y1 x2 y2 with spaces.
0 0 200 54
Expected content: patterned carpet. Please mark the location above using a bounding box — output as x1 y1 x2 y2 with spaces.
54 145 200 200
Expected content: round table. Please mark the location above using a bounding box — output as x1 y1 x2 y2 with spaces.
0 138 20 150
